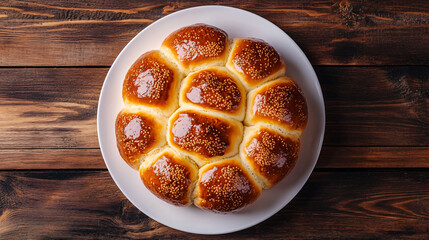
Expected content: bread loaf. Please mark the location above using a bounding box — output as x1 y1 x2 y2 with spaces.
115 23 308 213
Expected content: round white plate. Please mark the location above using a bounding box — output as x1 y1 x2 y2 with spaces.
97 5 325 235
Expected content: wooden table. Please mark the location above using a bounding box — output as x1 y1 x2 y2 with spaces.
1 1 428 239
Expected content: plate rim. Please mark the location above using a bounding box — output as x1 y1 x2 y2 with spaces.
97 5 325 235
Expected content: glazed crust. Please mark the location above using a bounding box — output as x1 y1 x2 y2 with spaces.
240 124 300 189
179 67 246 120
161 23 230 73
226 38 286 90
140 148 198 206
246 77 308 134
115 108 166 169
167 108 243 166
115 24 308 213
193 158 261 213
122 50 182 116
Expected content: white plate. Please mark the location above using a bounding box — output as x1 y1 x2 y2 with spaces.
97 5 325 235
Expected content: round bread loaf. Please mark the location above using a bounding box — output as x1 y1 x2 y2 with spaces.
161 23 230 74
115 24 308 213
115 108 167 169
226 38 286 90
140 147 198 206
240 123 300 189
167 108 243 167
245 77 308 136
193 158 261 213
122 50 183 116
179 67 246 121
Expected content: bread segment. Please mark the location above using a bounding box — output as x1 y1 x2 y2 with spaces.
179 67 246 121
193 158 262 213
226 38 286 90
240 124 300 189
140 147 199 206
245 77 308 136
115 24 309 213
167 108 243 167
115 107 167 169
161 23 231 74
122 50 183 116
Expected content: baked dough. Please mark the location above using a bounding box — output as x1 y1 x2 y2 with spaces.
115 24 308 213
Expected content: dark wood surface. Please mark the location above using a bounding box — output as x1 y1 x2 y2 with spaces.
0 0 428 239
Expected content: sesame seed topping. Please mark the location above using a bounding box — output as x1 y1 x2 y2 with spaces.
244 128 299 186
142 154 192 206
115 112 156 164
252 81 308 130
170 111 232 158
231 38 282 82
123 51 175 106
117 24 309 212
163 24 228 65
185 70 242 112
198 162 260 212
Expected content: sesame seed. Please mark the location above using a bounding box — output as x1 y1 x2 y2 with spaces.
185 70 241 112
198 162 259 212
163 24 228 65
171 111 232 158
123 51 175 106
244 128 300 185
231 38 282 82
142 154 192 206
115 112 156 162
252 81 308 130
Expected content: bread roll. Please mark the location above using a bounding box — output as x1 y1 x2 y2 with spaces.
122 50 183 116
245 77 308 136
179 67 246 121
226 38 286 90
114 24 309 213
167 108 243 166
240 124 300 189
161 23 230 74
193 158 262 213
140 147 198 206
115 107 167 169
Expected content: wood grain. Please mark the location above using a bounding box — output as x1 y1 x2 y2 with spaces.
1 67 427 149
0 149 104 169
0 0 428 66
0 146 428 170
1 1 428 239
320 66 429 146
0 171 427 239
0 68 105 149
317 146 429 168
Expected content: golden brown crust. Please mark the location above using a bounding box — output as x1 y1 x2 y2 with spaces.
116 25 308 212
227 38 285 89
242 127 300 188
140 150 197 206
194 159 261 213
122 50 180 114
115 109 165 169
169 110 233 158
182 68 242 113
161 23 229 70
247 77 308 132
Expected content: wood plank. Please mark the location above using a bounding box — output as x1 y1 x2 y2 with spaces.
0 146 428 170
317 146 429 168
0 171 427 239
320 66 429 146
1 67 427 148
0 0 428 66
0 68 105 148
0 149 104 169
